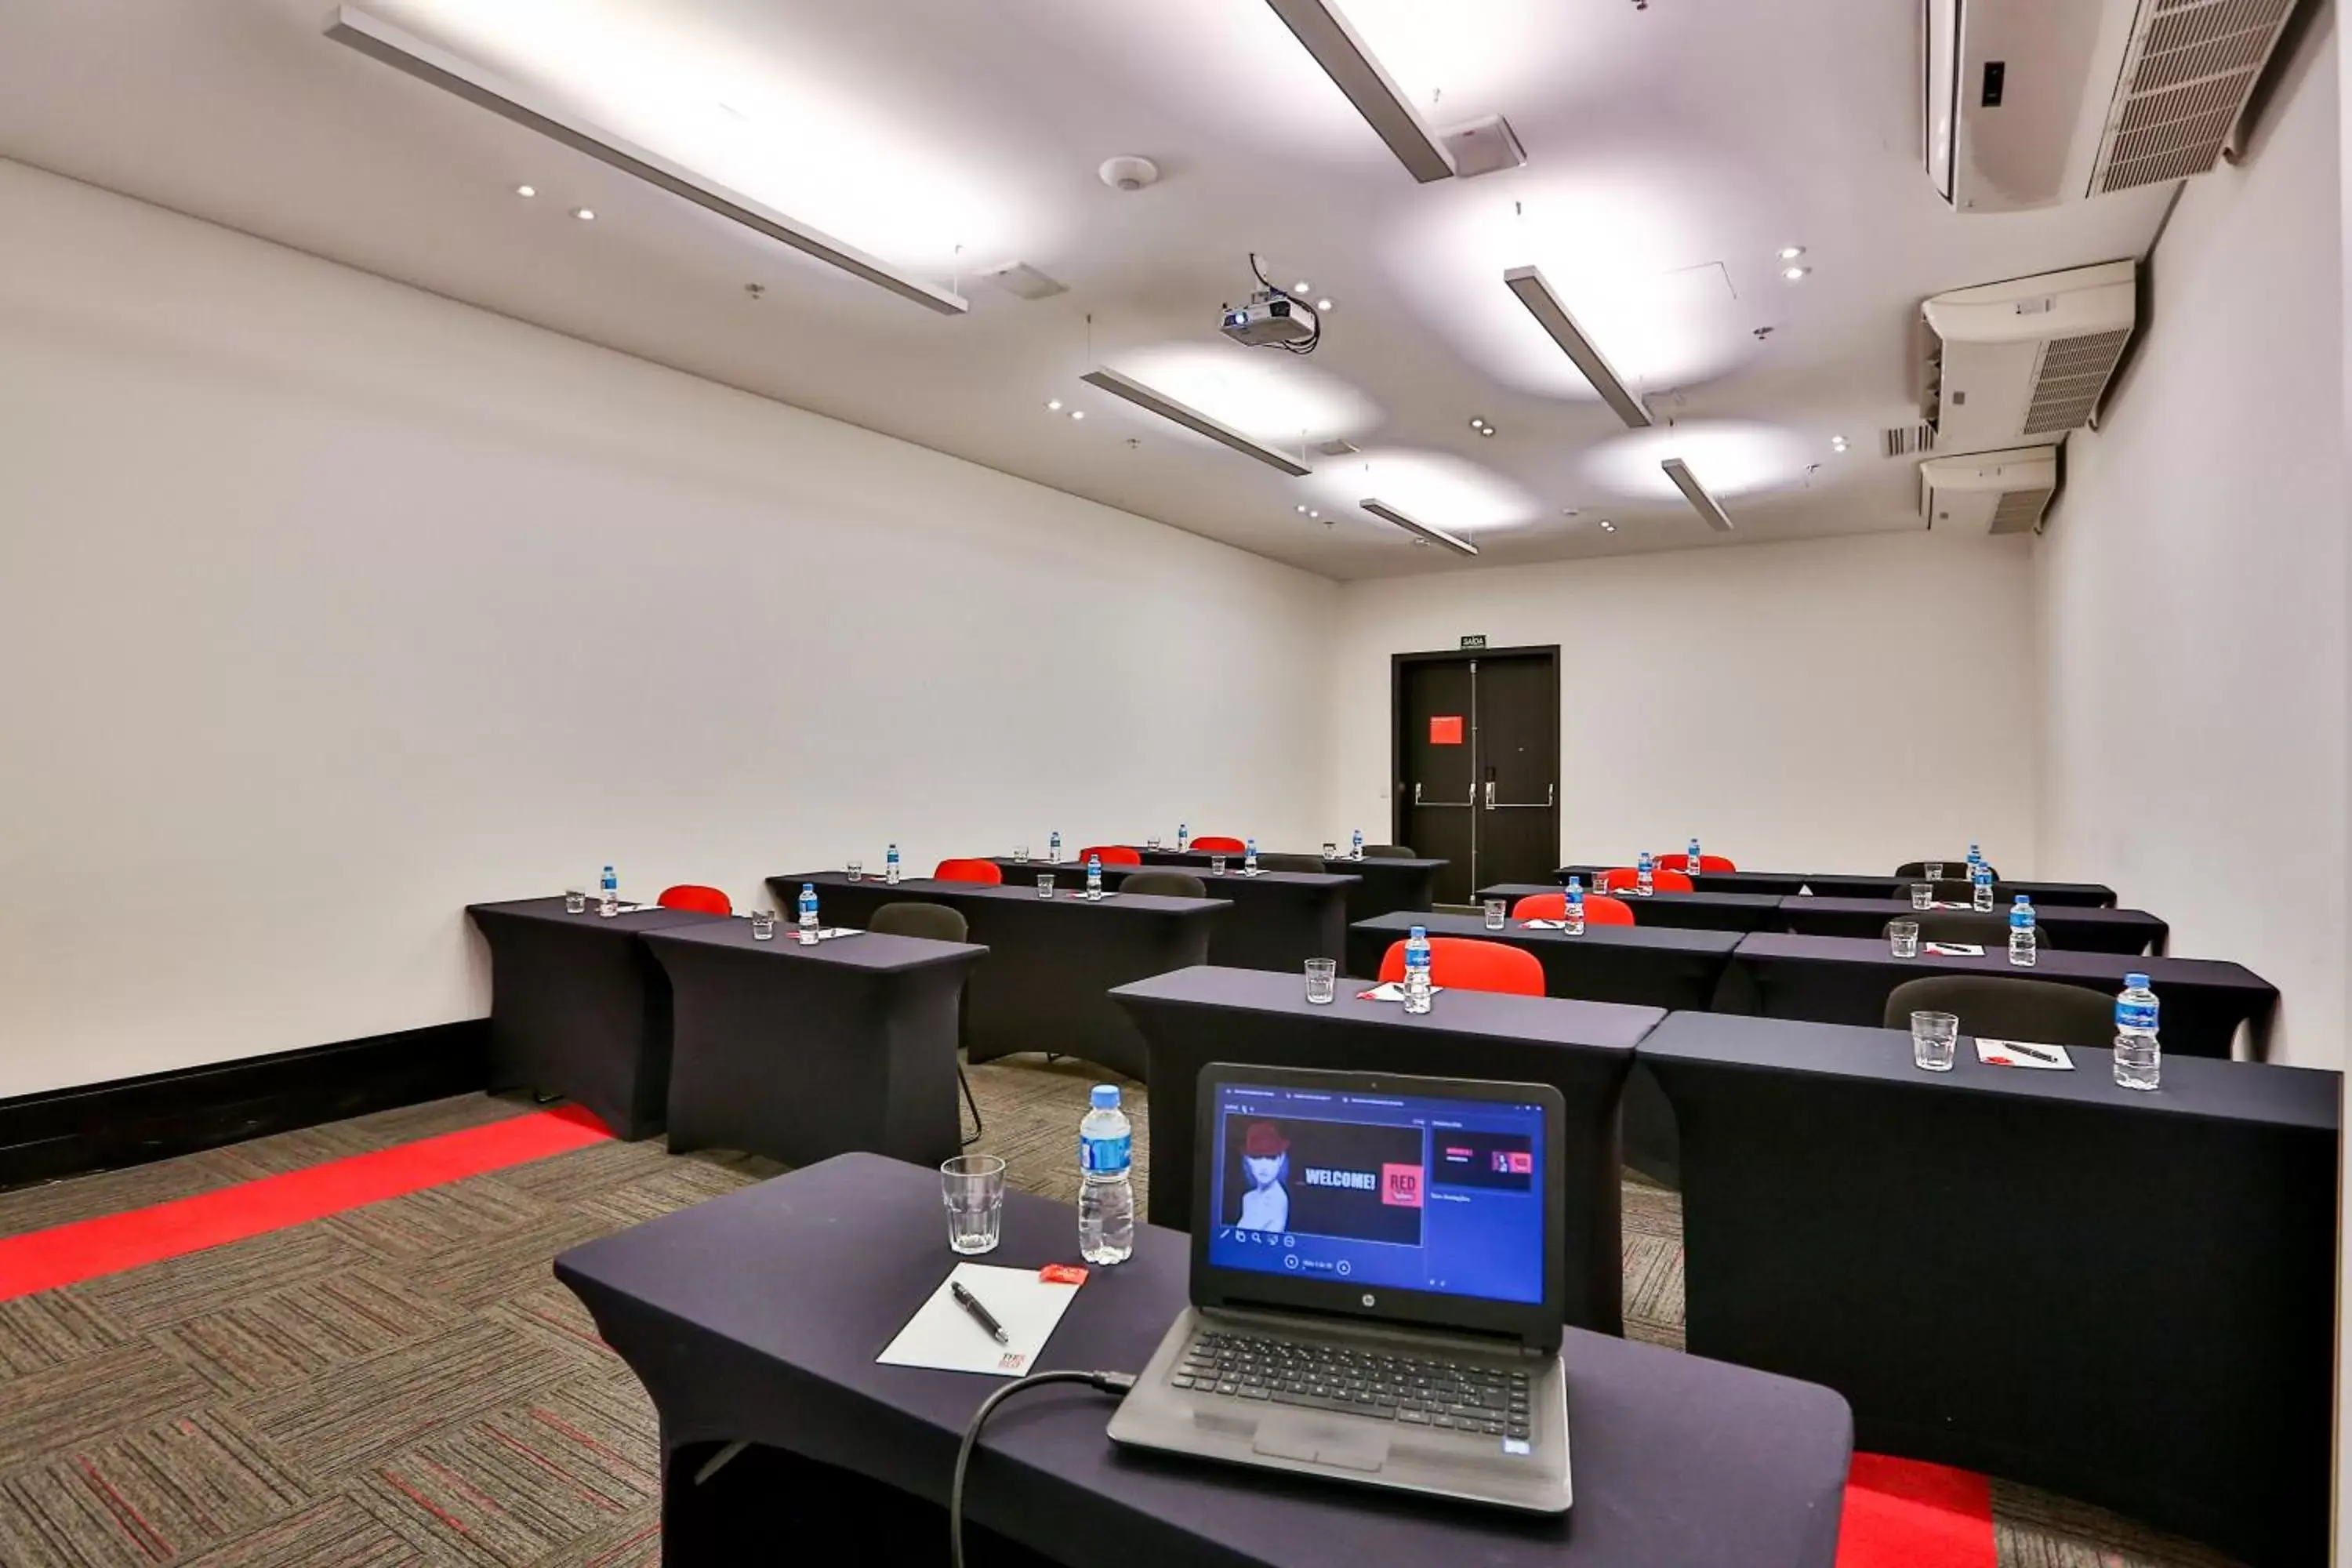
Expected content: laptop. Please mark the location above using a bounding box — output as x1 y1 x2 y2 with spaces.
1107 1062 1572 1514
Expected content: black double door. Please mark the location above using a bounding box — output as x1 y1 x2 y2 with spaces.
1393 648 1560 905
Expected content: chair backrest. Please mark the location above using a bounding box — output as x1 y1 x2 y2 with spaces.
1377 936 1546 996
867 901 969 944
1076 844 1142 866
1254 852 1327 873
1883 975 2112 1051
1189 835 1247 854
1595 866 1693 893
1510 891 1634 925
933 858 1004 885
1123 870 1208 898
1884 911 2054 950
657 884 733 916
1896 859 2000 880
1361 844 1417 858
1655 853 1737 873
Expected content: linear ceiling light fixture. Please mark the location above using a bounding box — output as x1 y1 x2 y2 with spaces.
1078 368 1314 476
323 5 968 315
1501 266 1651 429
1361 498 1478 556
1262 0 1454 182
1661 458 1735 532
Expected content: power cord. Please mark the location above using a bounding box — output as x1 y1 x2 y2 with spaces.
950 1369 1137 1568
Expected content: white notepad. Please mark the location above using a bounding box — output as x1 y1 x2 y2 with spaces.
876 1262 1083 1377
1976 1038 2075 1070
1922 942 1987 956
1355 982 1447 1002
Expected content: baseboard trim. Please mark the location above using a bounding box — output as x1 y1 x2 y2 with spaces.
0 1020 490 1192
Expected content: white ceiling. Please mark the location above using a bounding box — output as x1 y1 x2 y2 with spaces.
0 0 2176 579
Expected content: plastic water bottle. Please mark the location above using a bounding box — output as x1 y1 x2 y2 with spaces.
797 882 819 946
1972 863 1995 912
1967 841 1984 883
1049 830 1062 865
1351 829 1364 860
884 843 901 885
1244 837 1258 873
1085 853 1104 901
1403 925 1432 1014
1636 851 1654 897
1176 822 1189 851
2008 895 2037 967
1687 837 1702 874
2114 974 2161 1091
1079 1086 1135 1265
1564 877 1586 935
597 864 619 917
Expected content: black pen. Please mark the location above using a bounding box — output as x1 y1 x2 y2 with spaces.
950 1280 1009 1345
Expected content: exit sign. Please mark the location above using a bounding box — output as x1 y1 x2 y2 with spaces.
1460 634 1488 650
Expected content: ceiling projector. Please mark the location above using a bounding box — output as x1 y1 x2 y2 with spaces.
1221 291 1318 349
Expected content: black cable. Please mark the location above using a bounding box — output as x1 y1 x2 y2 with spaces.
949 1369 1136 1568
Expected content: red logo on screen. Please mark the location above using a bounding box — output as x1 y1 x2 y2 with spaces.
1492 1150 1532 1175
1381 1163 1425 1207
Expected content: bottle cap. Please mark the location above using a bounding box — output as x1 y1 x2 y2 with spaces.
1409 925 1427 938
802 882 814 892
2125 973 2150 989
2013 894 2029 903
1091 1085 1120 1109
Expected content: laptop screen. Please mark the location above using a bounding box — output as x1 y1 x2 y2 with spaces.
1203 1077 1548 1306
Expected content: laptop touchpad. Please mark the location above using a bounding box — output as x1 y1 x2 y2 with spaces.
1252 1418 1388 1473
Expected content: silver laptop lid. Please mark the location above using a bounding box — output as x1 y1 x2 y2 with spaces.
1189 1063 1566 1353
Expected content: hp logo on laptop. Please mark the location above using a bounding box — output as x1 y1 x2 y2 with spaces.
1361 1293 1376 1308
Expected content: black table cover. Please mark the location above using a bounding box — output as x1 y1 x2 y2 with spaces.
1559 866 2120 907
1139 846 1444 923
1476 884 1785 933
1347 912 1740 1012
1641 1011 2337 1568
1722 932 2278 1059
1775 895 2169 955
465 896 728 1138
768 872 1224 1080
997 858 1352 975
643 919 985 1171
557 1152 1853 1568
1109 964 1662 1335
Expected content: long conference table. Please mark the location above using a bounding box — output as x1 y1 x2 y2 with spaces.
1560 864 2119 907
1481 884 2170 954
995 858 1352 974
1642 1011 2337 1568
1137 846 1443 923
768 871 1224 1080
1110 964 1658 1336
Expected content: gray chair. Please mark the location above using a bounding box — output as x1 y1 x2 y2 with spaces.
1896 859 1999 880
1123 869 1208 899
1883 911 2053 949
868 901 985 1145
1362 844 1418 858
1882 975 2113 1052
1254 852 1327 874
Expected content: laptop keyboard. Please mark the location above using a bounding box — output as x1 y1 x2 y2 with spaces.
1172 1329 1533 1440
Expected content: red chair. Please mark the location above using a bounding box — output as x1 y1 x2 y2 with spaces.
1191 835 1247 854
657 884 732 916
1511 891 1635 926
933 858 1004 885
1076 845 1142 866
1655 853 1737 873
1594 866 1694 894
1377 937 1545 997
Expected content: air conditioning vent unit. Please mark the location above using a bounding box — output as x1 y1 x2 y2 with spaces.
1924 0 2299 210
1920 260 2136 452
1920 445 2061 534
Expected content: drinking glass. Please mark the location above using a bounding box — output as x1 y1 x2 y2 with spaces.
563 889 587 914
1036 874 1056 899
1012 845 1029 863
1484 898 1508 930
846 862 864 882
1321 841 1338 858
1910 882 1933 910
749 910 777 941
1925 862 1946 882
940 1155 1006 1254
1889 920 1921 958
1210 855 1229 876
1911 1010 1959 1073
1305 958 1338 1005
1146 836 1162 850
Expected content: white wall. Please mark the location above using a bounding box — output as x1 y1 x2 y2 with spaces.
0 159 1336 1100
1327 530 2042 876
2038 12 2344 1070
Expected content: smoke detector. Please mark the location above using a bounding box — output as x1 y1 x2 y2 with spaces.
1098 155 1161 192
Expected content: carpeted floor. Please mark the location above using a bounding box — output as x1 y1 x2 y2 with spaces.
0 1058 2244 1567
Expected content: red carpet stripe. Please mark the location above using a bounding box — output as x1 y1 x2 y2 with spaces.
0 1105 612 1301
1838 1452 1997 1568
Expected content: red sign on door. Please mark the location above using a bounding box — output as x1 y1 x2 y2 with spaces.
1429 715 1464 746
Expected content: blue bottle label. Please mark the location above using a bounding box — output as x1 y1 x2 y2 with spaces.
1082 1133 1131 1174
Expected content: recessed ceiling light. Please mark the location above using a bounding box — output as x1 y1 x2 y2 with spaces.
1777 245 1806 260
573 207 595 221
514 184 535 198
1069 409 1085 420
1296 504 1309 514
1830 434 1849 450
1479 426 1496 437
1308 509 1321 518
1316 298 1333 311
1047 399 1063 412
1294 280 1312 293
1600 519 1618 532
1781 265 1809 281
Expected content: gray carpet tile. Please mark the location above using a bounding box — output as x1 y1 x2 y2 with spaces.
172 1494 429 1568
321 1176 553 1261
67 1227 375 1334
0 1152 253 1243
0 1344 215 1472
151 1265 463 1399
0 1289 129 1381
205 1123 390 1182
0 1410 309 1567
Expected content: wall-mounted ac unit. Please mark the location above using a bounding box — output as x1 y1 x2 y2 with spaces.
1925 0 2300 210
1920 445 2062 534
1921 260 2136 452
